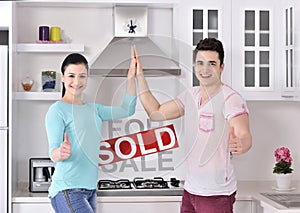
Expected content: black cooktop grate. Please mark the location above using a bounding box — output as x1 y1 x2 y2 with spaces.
98 179 132 190
133 177 169 189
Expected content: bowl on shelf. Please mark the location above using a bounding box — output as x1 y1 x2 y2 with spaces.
21 77 34 91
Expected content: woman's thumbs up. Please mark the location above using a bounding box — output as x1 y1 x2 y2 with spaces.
59 133 72 160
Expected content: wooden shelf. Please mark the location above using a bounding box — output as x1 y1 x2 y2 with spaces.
16 43 84 53
12 92 61 100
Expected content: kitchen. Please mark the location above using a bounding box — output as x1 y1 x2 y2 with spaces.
1 0 300 212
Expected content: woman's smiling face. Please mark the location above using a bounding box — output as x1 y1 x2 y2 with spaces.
61 63 88 97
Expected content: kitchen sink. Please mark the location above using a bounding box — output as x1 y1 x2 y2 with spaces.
97 188 184 197
261 193 300 208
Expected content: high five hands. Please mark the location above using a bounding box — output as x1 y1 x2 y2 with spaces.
128 45 143 77
229 127 243 155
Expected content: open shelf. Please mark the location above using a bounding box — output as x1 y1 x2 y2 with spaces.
16 43 84 53
12 92 61 100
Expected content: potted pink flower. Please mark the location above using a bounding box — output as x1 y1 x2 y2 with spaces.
273 147 293 189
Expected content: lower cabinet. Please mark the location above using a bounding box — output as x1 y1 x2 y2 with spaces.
97 202 182 213
233 200 264 213
98 201 251 213
252 200 264 213
233 200 252 213
13 202 181 213
13 203 54 213
12 200 263 213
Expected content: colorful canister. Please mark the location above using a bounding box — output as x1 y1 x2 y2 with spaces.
39 26 50 41
50 27 61 42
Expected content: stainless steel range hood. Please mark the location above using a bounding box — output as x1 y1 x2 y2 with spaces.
89 37 181 77
89 7 181 77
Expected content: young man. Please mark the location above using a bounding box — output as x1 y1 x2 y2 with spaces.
134 38 252 213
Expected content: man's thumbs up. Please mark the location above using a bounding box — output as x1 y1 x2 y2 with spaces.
229 127 243 155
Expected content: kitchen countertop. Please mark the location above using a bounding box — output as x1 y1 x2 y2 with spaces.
12 182 183 203
12 181 300 211
237 181 300 212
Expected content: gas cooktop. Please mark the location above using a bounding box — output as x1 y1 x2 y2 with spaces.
97 177 184 196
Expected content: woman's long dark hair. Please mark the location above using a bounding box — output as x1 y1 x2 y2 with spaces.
61 53 89 97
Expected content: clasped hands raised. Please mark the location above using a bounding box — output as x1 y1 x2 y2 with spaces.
128 45 143 78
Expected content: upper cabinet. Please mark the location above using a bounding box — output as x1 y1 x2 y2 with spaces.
191 8 224 86
282 0 299 100
232 0 299 100
175 0 299 101
0 2 12 28
231 0 277 100
173 0 232 88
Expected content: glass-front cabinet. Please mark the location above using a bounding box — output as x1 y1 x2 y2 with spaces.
192 9 220 86
231 0 278 100
173 0 232 88
282 1 297 98
192 9 219 45
244 10 271 89
175 0 298 101
232 0 298 100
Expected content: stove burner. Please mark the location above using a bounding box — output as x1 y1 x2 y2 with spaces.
133 177 169 189
98 179 132 190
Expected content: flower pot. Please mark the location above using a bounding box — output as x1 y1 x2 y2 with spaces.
275 173 292 189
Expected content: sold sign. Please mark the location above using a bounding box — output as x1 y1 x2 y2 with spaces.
99 124 179 166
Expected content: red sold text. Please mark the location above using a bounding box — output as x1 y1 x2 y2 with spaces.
99 124 179 166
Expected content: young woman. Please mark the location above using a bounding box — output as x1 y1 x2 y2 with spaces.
45 49 137 213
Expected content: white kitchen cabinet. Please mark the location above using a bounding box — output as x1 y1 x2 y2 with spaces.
0 1 12 28
231 0 278 100
174 0 298 101
13 202 181 213
98 200 252 213
286 0 300 102
253 200 264 213
294 0 300 101
234 200 252 213
281 0 297 99
13 203 54 213
97 202 181 213
231 0 299 101
173 0 232 87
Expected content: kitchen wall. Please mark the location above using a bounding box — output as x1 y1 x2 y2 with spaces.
233 101 300 181
14 3 300 183
14 4 185 182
